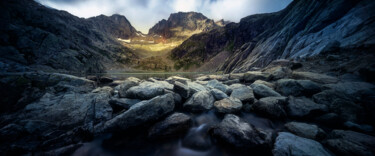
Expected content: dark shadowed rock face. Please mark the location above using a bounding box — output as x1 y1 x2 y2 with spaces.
273 132 332 156
212 114 272 151
0 0 137 73
148 113 192 138
172 0 375 72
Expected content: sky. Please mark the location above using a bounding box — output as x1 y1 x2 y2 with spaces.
36 0 292 34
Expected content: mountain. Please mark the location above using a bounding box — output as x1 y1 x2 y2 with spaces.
0 0 138 73
88 14 137 39
148 12 220 39
171 0 375 73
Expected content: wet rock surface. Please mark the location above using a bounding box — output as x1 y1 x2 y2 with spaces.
1 70 374 156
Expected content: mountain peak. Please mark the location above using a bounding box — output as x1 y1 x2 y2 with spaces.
148 12 219 39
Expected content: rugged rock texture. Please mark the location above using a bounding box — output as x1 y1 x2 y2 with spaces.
148 113 192 138
172 0 375 73
149 12 219 39
0 0 137 73
273 132 332 156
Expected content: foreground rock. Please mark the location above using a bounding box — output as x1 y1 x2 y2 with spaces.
173 81 190 99
183 91 215 112
285 122 326 140
252 96 288 119
276 79 321 97
125 82 165 100
101 94 175 132
148 113 192 138
292 72 338 84
214 97 243 113
117 77 141 98
206 80 230 94
243 71 270 83
250 83 281 98
230 84 255 103
212 114 272 150
273 132 332 156
287 96 328 118
324 130 375 156
210 88 229 100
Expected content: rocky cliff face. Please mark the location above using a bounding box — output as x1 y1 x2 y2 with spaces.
0 0 138 73
172 0 375 73
148 12 220 39
88 14 137 39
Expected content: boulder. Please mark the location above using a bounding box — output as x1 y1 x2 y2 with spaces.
324 130 375 156
117 77 140 98
284 122 326 140
287 96 328 118
125 82 165 100
313 90 365 122
187 81 208 94
223 79 240 85
253 80 275 89
322 82 375 101
212 114 272 150
228 73 244 81
252 96 288 119
101 94 175 132
166 76 190 84
148 113 192 138
206 80 230 94
314 113 344 127
243 71 270 83
183 91 215 112
276 79 321 96
250 83 281 98
173 81 190 99
273 132 332 156
210 88 228 100
269 67 292 80
109 98 141 113
292 72 338 84
230 84 255 103
214 97 243 113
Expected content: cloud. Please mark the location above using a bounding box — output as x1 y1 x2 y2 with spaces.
36 0 292 33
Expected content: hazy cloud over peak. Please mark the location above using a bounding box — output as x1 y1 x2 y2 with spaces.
36 0 292 33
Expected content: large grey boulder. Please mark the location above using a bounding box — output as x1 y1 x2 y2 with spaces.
273 132 332 156
101 94 175 132
230 84 255 103
22 86 113 130
109 98 141 112
148 113 192 138
206 80 230 94
166 76 190 84
243 71 270 83
252 96 288 118
269 67 292 80
214 97 243 113
183 91 215 112
187 81 208 94
117 77 140 98
324 130 375 156
285 122 326 140
313 90 365 122
276 79 321 96
173 81 190 99
322 82 375 101
210 88 228 100
250 83 281 98
212 114 272 150
292 72 338 84
287 96 328 118
125 82 165 100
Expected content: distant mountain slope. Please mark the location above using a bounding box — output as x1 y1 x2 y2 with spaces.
0 0 138 73
148 12 220 39
171 0 375 73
